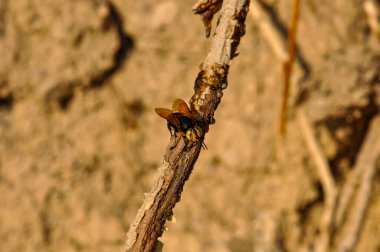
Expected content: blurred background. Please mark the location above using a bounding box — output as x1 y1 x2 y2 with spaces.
1 0 380 251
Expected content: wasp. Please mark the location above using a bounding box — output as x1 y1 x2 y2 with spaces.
155 99 206 148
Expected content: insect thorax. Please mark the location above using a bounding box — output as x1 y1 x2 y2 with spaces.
174 113 195 132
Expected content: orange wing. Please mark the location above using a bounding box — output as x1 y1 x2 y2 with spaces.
155 108 181 128
172 99 193 119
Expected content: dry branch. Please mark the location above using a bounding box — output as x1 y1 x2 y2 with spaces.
125 1 250 251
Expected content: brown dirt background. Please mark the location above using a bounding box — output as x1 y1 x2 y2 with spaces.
1 0 380 251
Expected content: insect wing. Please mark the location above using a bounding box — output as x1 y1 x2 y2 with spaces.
172 99 193 119
155 108 181 128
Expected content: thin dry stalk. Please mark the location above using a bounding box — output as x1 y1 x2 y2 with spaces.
249 1 287 61
334 165 361 228
297 109 337 252
125 1 250 251
335 116 380 252
279 0 301 137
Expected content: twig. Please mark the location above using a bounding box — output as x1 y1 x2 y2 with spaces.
125 1 250 251
249 1 287 62
279 0 301 137
297 109 337 252
333 165 361 229
335 116 380 252
192 0 223 38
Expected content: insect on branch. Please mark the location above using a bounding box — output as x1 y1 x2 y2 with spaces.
125 0 250 251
